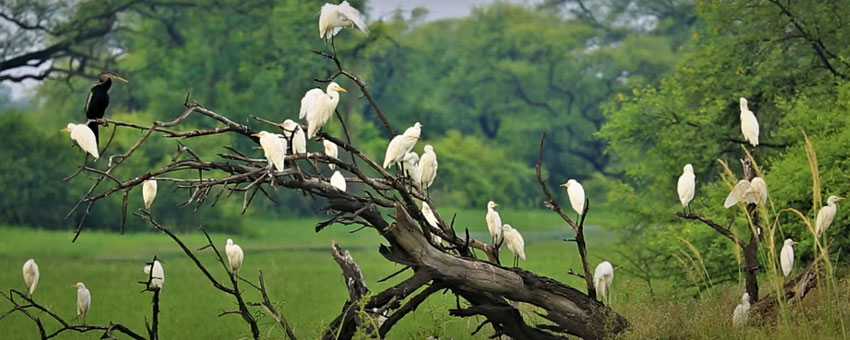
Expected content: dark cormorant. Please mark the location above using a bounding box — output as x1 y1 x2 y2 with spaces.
85 71 128 144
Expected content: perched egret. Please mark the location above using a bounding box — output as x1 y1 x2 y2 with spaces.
382 122 422 169
323 139 339 169
486 201 502 244
677 164 695 213
251 131 287 171
560 179 586 219
143 260 165 289
300 83 346 139
780 238 797 277
401 152 421 189
501 224 525 267
724 180 757 208
421 202 442 244
594 261 614 304
749 177 768 205
22 259 39 297
61 123 99 160
73 282 91 324
739 97 759 147
330 170 346 191
282 119 307 154
732 293 750 327
318 1 369 39
142 179 157 210
225 239 244 274
816 195 845 236
85 71 128 145
419 145 438 190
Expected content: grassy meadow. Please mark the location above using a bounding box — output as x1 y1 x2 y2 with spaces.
0 207 622 339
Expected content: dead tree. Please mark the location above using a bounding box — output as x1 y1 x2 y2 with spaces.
47 48 629 339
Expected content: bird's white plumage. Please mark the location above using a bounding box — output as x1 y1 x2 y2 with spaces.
486 201 502 243
419 144 438 190
63 123 99 160
142 179 157 210
594 261 614 300
677 164 695 208
225 239 244 274
749 177 768 205
323 139 338 169
254 131 287 171
724 180 756 208
401 152 421 187
421 202 442 244
318 1 369 39
143 260 165 289
22 259 39 296
75 282 91 319
282 119 307 154
383 122 421 169
562 179 586 216
330 171 346 191
816 195 844 236
732 293 750 327
780 239 795 277
501 224 526 262
739 97 759 147
302 83 345 139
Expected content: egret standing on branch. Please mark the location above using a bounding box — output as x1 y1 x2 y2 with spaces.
142 179 157 210
225 239 244 274
486 201 502 244
401 152 420 185
739 97 759 147
501 224 526 267
383 122 421 169
330 170 346 191
780 239 797 277
252 131 287 171
85 71 128 145
594 261 614 304
22 259 39 297
323 139 338 169
61 123 99 160
561 179 586 219
318 1 369 40
419 144 438 191
282 119 307 154
749 177 768 205
677 164 695 213
816 195 844 236
73 282 91 324
300 82 346 139
732 293 750 327
143 260 165 289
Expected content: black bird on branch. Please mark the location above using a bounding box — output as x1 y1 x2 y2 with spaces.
85 71 128 145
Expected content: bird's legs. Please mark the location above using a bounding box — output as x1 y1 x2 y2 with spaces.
513 255 518 268
331 36 338 58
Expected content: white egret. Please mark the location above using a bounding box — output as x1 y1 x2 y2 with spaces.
330 170 346 191
421 202 442 244
486 201 502 244
419 145 438 190
501 224 525 267
780 238 797 277
677 164 695 213
732 293 750 327
251 131 287 171
816 195 845 236
323 139 339 169
142 179 157 210
594 261 614 304
300 83 346 139
401 152 421 189
73 282 91 324
282 119 306 154
61 123 99 160
739 97 759 147
225 239 244 274
749 177 768 205
143 260 165 289
22 259 39 297
724 180 757 208
319 1 369 39
382 122 422 169
560 179 586 218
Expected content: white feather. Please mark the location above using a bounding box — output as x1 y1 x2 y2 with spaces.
282 119 306 154
318 1 369 39
323 139 339 169
677 164 695 208
22 259 39 295
64 123 99 160
225 239 244 274
739 97 759 147
419 144 438 190
382 122 421 169
330 171 346 191
142 179 157 210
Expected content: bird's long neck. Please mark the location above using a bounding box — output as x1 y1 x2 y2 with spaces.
98 78 113 91
328 90 339 104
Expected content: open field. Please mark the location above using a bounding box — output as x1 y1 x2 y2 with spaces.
0 207 618 339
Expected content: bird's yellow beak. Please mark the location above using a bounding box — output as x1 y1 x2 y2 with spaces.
560 182 570 187
250 133 261 137
111 74 129 83
793 241 800 245
493 203 499 207
838 197 846 201
336 86 347 93
71 284 77 288
60 127 70 132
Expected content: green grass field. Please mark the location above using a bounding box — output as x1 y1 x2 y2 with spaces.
0 207 617 339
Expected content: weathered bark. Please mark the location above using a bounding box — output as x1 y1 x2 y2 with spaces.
742 158 760 302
